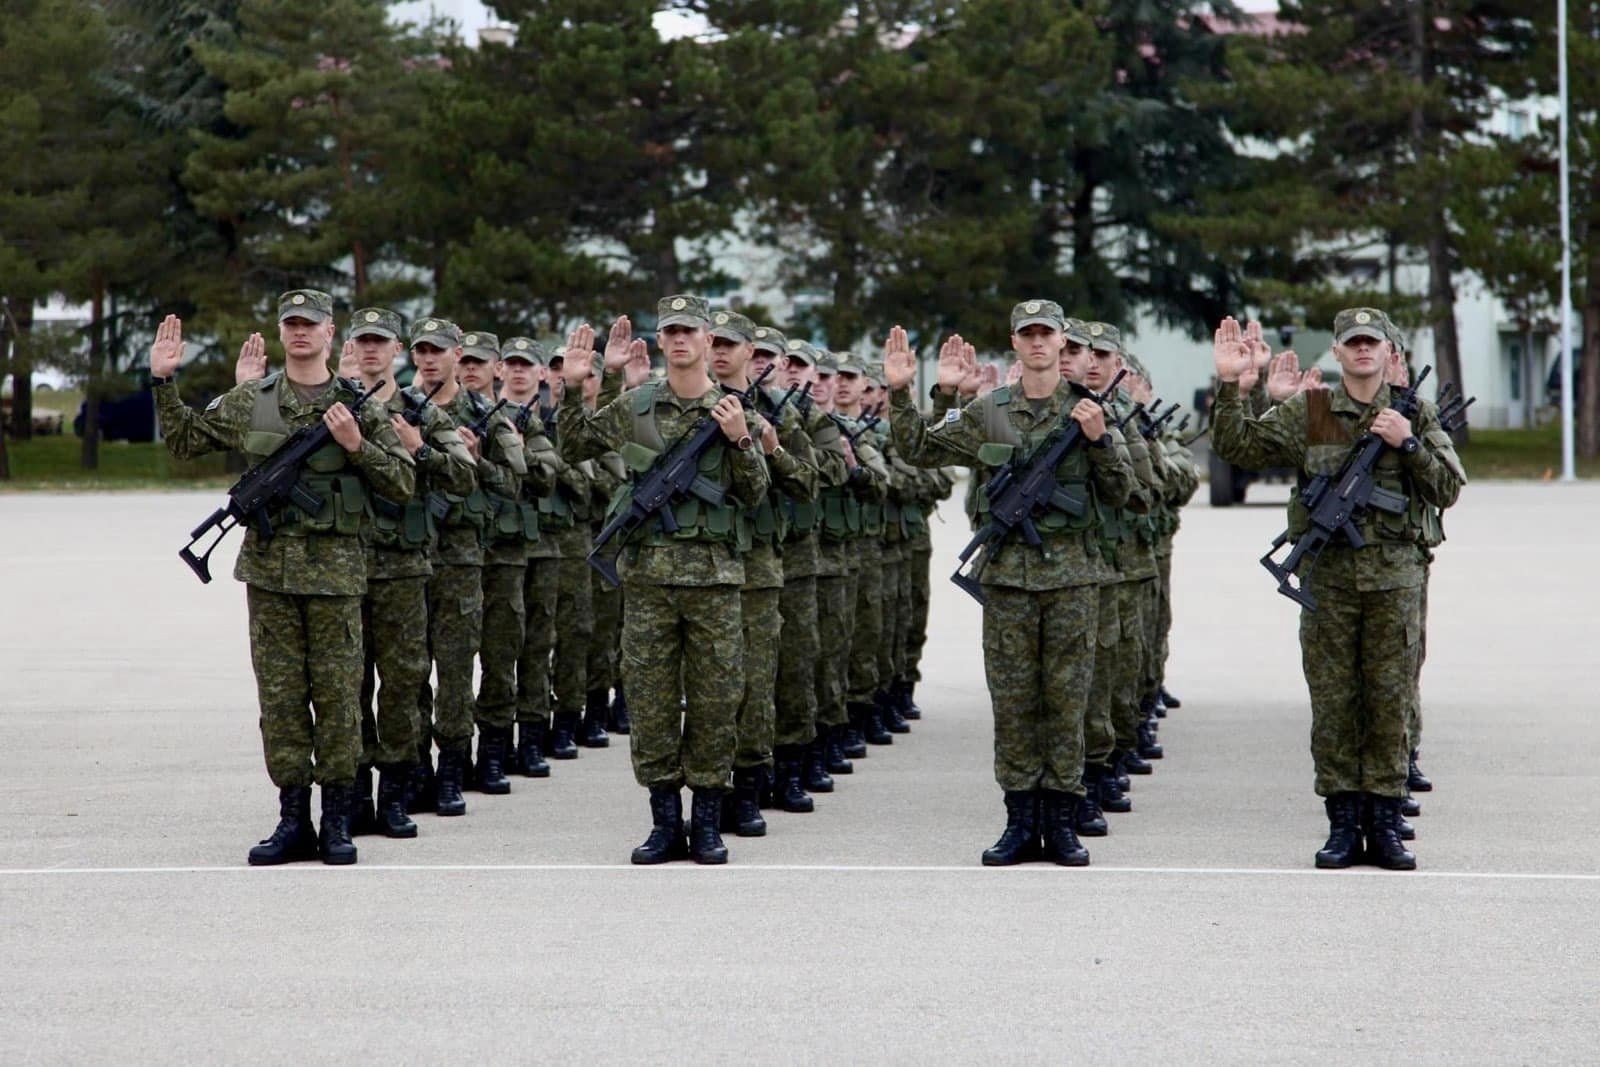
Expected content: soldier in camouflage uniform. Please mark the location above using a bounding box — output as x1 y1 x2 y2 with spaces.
864 364 918 735
557 298 771 865
587 447 630 739
547 344 599 757
151 292 415 866
886 302 1135 866
898 464 953 720
808 350 863 770
1211 309 1464 870
346 307 476 839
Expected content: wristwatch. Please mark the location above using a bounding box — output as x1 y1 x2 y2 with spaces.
150 375 174 386
768 443 787 460
1091 432 1113 449
736 434 755 452
413 443 434 465
1400 435 1421 456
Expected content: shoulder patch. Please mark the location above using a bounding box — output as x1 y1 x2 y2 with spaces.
942 408 961 425
204 394 225 413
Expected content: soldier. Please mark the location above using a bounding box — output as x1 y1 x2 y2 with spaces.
410 317 488 817
864 363 917 735
348 307 476 838
1142 360 1200 722
885 302 1136 866
807 348 862 772
545 342 599 757
150 291 415 865
1210 310 1464 870
556 297 771 865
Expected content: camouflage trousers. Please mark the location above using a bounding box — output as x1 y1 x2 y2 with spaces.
621 582 743 791
1407 574 1429 749
1155 551 1174 690
847 539 884 703
1300 579 1423 798
774 575 820 747
247 586 362 788
1083 581 1136 765
903 547 933 685
814 572 854 729
1137 572 1161 699
517 557 559 724
876 548 906 692
980 583 1097 795
475 561 527 731
419 563 482 751
553 546 593 715
735 586 782 769
589 569 623 695
359 574 426 767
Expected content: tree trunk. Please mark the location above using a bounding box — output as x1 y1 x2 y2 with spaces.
1580 237 1600 460
82 276 104 471
1425 225 1467 441
9 299 34 441
0 301 11 479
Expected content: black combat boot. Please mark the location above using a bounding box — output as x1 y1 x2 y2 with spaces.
1159 685 1181 709
375 764 418 839
515 720 551 778
318 783 358 865
689 789 730 865
853 700 892 746
548 712 580 760
1076 769 1108 837
981 791 1041 866
608 685 632 735
774 746 815 813
1151 691 1168 719
841 712 868 759
826 724 856 773
878 689 910 734
1407 749 1432 792
898 680 922 721
1395 811 1416 841
632 787 688 865
1109 752 1133 792
1363 794 1417 870
729 768 767 837
1400 792 1421 818
1094 761 1132 813
1120 746 1153 776
581 690 611 748
475 726 512 795
1314 793 1363 869
434 744 468 817
1136 703 1164 759
247 787 320 866
803 736 835 793
350 764 378 837
1038 791 1091 866
406 744 436 815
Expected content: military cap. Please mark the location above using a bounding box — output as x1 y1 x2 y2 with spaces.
502 336 546 364
709 309 757 343
657 294 711 329
459 330 500 363
349 306 403 341
835 352 869 377
409 316 463 350
278 289 334 324
782 337 818 366
1011 298 1066 333
752 325 789 357
1334 307 1391 345
1386 320 1410 352
1086 321 1122 353
1064 318 1094 346
1122 351 1150 381
814 348 839 375
863 361 887 388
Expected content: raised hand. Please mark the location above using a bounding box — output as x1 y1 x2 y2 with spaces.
561 323 595 388
1005 360 1023 386
883 325 916 390
581 367 601 405
978 362 1000 394
150 314 185 379
1266 350 1303 403
1244 320 1273 372
623 338 651 389
1302 367 1325 394
957 343 983 397
1212 316 1252 383
1385 349 1410 387
603 315 634 371
336 338 358 380
236 332 267 384
1128 373 1154 405
934 333 966 393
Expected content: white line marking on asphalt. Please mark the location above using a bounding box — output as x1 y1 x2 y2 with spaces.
0 864 1596 881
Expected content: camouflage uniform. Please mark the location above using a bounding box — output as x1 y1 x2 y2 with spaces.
587 454 629 698
156 322 414 791
1153 430 1199 696
838 359 892 716
556 304 770 792
1210 342 1464 799
517 393 573 741
902 467 953 691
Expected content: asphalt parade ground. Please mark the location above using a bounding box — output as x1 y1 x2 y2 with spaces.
2 480 1597 1062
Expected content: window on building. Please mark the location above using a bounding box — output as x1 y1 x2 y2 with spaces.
1509 342 1522 402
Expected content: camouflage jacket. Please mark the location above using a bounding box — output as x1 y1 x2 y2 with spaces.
367 388 476 580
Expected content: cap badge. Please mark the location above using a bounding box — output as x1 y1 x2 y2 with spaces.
671 298 687 311
755 328 767 338
1024 301 1041 314
291 294 306 305
515 340 528 350
714 312 729 325
364 311 379 323
424 320 438 331
1355 311 1372 325
788 340 802 350
1089 323 1104 336
464 334 478 345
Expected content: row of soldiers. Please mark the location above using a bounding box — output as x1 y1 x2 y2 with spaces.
152 289 954 866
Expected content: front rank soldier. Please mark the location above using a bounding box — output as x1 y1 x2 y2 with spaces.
556 297 771 865
151 291 415 866
349 307 475 839
886 302 1136 866
1210 310 1464 870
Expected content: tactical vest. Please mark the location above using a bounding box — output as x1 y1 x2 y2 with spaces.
970 387 1096 536
820 413 864 542
1290 389 1442 547
240 375 368 537
610 382 751 549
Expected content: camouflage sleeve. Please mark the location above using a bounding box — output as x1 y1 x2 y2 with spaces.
1119 425 1158 514
598 367 625 408
726 442 770 509
349 404 416 502
1161 437 1200 507
423 406 478 496
850 437 891 502
1211 380 1307 471
888 385 982 467
154 381 252 458
555 387 630 464
769 410 819 501
1404 402 1465 510
520 430 560 498
928 387 964 422
1089 427 1136 510
807 412 850 489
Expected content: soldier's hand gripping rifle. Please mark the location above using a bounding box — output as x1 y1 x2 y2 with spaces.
1259 366 1433 611
585 365 777 588
950 368 1127 605
464 396 510 440
400 379 446 426
179 379 385 584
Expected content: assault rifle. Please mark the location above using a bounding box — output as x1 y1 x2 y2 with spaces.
464 396 510 439
179 378 385 584
1436 382 1476 434
400 380 446 426
829 410 882 446
585 365 776 587
951 369 1126 604
1259 366 1433 611
1138 401 1181 439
